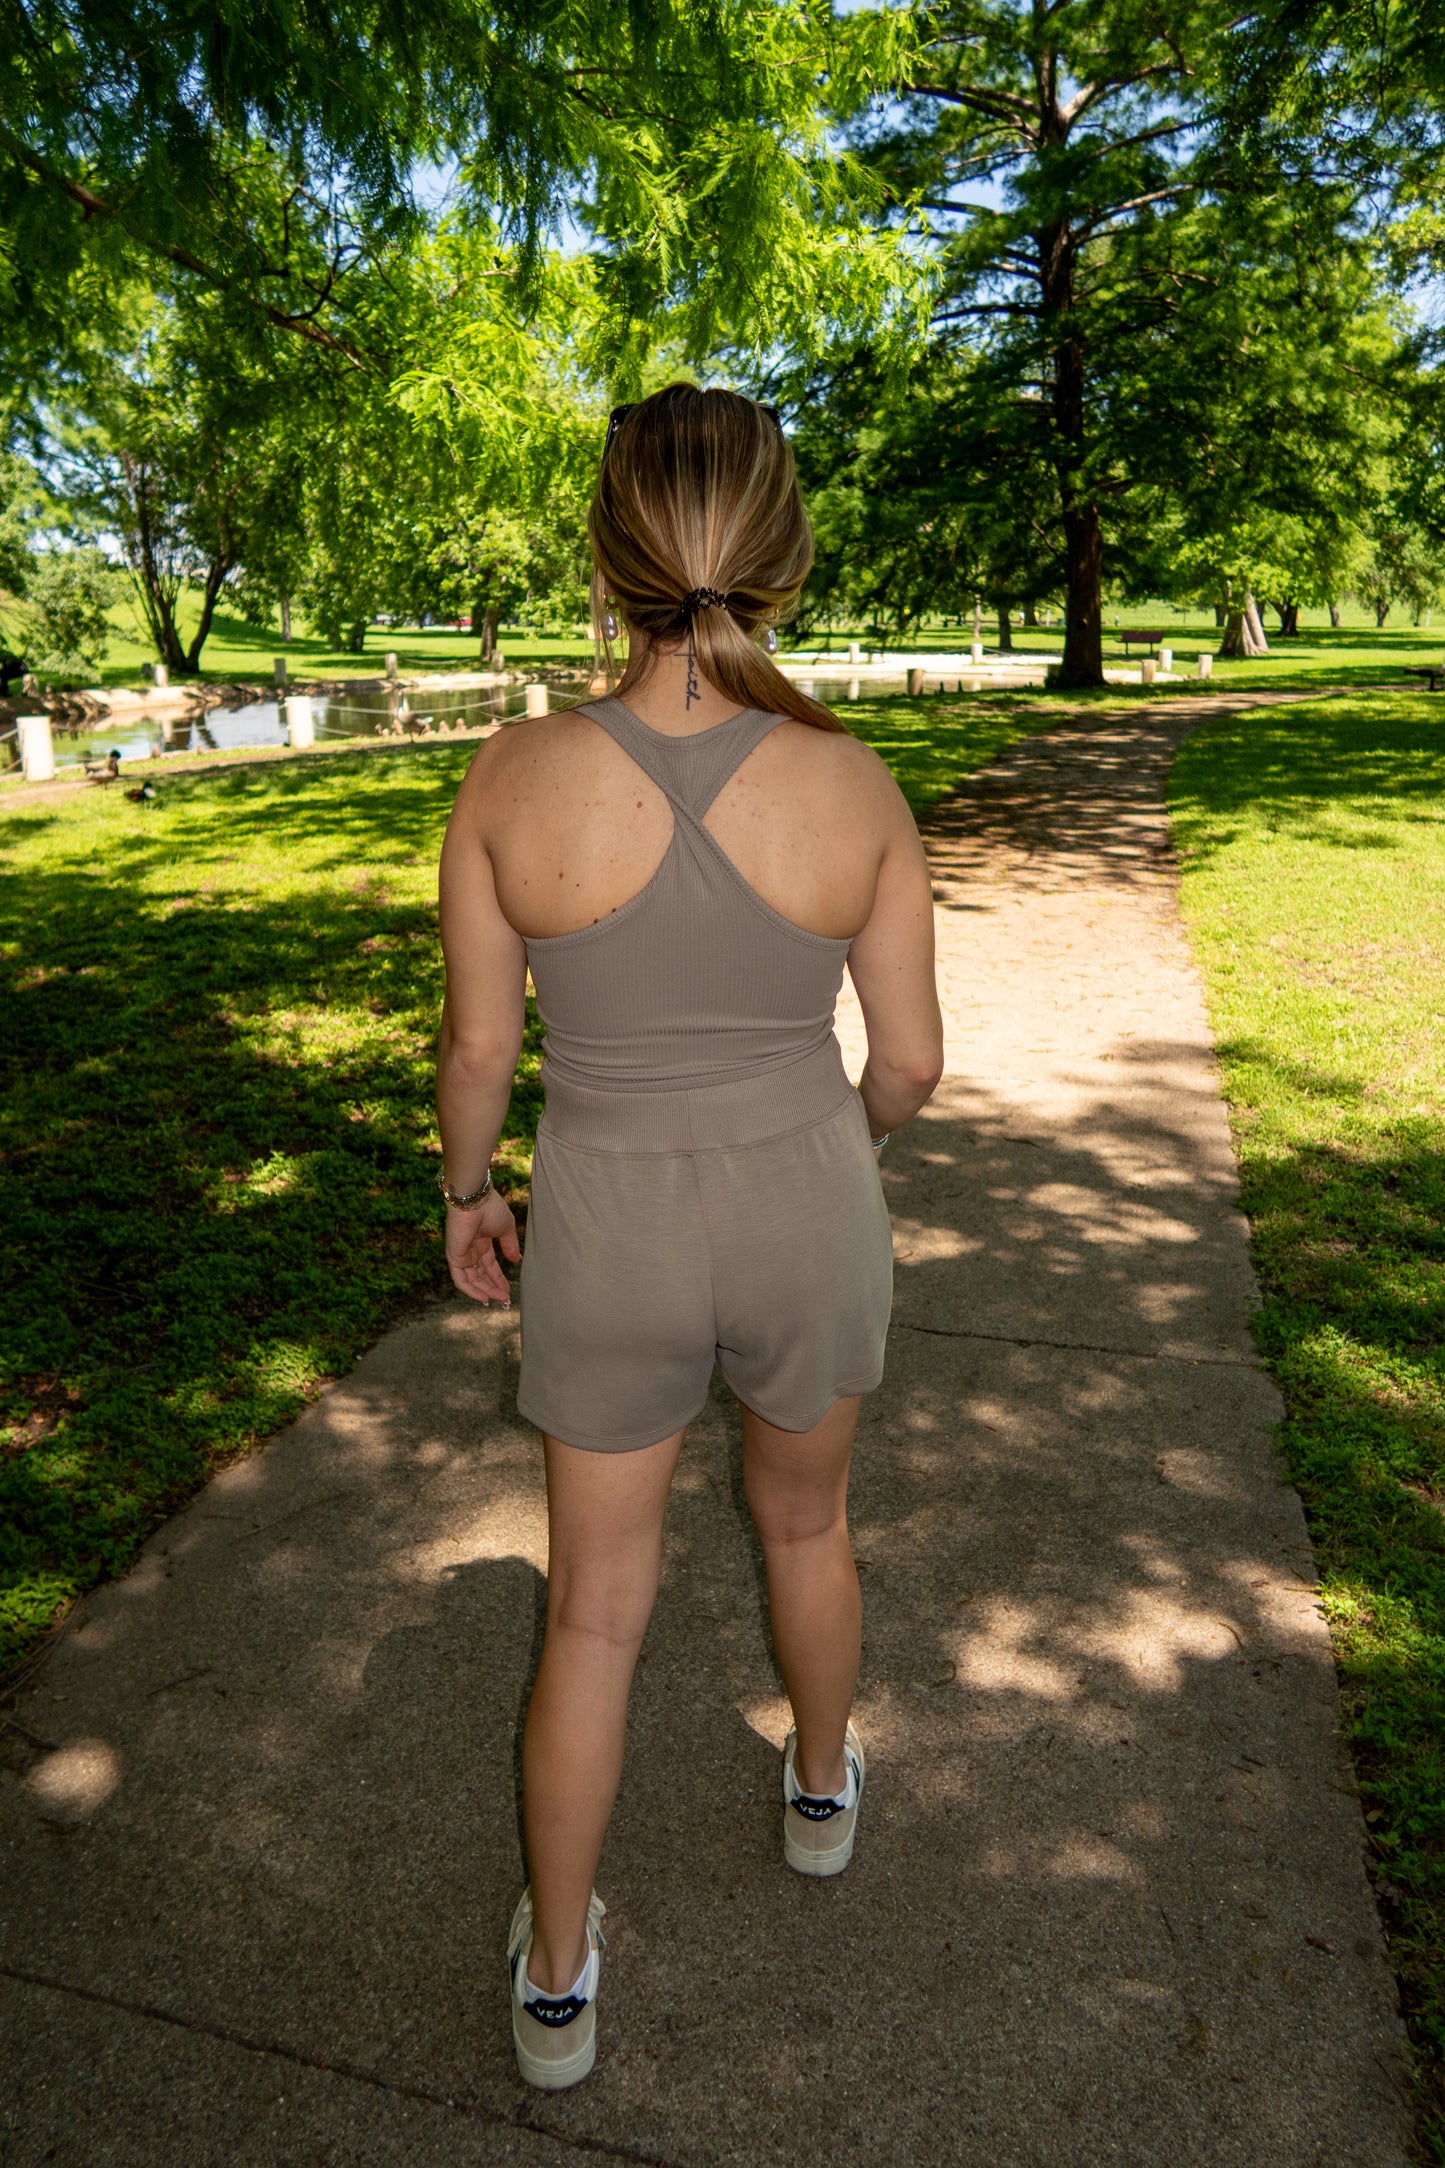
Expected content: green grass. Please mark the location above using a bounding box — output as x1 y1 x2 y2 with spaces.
70 594 599 689
0 690 1048 1675
1172 692 1445 2158
33 583 1445 697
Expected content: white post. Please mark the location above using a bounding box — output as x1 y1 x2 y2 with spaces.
273 656 288 688
847 641 861 665
1140 658 1157 685
153 663 169 690
1159 647 1173 672
1197 652 1213 679
20 714 55 782
524 684 550 717
846 677 860 701
285 694 315 748
907 667 926 696
970 642 985 667
385 652 399 680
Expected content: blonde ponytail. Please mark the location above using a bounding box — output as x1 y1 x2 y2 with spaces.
587 385 844 734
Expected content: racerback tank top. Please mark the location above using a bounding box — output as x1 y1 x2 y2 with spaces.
523 697 851 1094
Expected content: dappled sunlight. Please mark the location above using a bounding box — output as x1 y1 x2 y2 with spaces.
24 1738 123 1825
0 697 1409 2156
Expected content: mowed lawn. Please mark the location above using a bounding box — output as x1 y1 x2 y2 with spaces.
1172 691 1445 2149
0 691 1046 1674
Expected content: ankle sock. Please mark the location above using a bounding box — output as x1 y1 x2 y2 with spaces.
790 1755 859 1812
523 1950 591 2007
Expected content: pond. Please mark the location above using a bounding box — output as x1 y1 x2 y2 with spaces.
51 679 570 765
27 660 1050 773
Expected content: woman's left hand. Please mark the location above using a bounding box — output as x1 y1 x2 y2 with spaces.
445 1188 522 1305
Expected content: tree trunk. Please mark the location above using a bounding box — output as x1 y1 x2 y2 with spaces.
1057 499 1104 685
476 592 500 664
1375 600 1390 627
1219 593 1270 658
183 553 239 674
1328 602 1341 628
122 457 187 671
1274 598 1299 637
280 595 292 643
1215 603 1227 627
347 621 367 654
1023 599 1038 628
995 603 1013 652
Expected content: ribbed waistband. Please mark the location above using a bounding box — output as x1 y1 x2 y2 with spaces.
539 1038 859 1154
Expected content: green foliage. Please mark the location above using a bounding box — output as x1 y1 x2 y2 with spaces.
23 549 116 680
1173 693 1445 2154
0 0 921 381
789 344 1062 636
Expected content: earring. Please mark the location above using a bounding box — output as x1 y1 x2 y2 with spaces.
763 625 778 655
602 609 619 642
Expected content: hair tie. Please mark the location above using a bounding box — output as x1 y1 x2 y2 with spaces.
682 587 729 615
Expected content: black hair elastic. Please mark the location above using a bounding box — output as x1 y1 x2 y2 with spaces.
682 587 729 614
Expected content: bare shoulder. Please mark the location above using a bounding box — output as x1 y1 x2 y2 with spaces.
766 719 915 827
457 708 613 812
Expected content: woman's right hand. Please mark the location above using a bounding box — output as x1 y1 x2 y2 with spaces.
445 1188 522 1306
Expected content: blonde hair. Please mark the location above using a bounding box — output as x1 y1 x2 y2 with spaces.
588 384 845 733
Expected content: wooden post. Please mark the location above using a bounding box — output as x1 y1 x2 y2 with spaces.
273 657 288 688
907 667 925 696
1197 653 1213 679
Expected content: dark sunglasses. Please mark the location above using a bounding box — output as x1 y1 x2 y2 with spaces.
604 401 783 456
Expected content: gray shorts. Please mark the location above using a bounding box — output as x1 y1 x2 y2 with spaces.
516 1041 894 1451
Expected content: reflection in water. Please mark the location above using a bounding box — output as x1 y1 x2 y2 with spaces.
58 662 1050 773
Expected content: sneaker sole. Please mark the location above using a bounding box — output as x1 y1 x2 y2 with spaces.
512 2008 597 2091
783 1819 857 1877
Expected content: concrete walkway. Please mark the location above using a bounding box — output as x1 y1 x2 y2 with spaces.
1 698 1411 2166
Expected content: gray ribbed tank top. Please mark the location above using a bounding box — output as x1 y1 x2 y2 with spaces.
524 697 851 1093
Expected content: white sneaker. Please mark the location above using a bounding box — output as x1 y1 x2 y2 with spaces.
507 1887 606 2090
782 1721 866 1877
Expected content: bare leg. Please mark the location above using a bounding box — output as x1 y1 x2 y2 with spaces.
521 1427 684 1994
741 1396 861 1798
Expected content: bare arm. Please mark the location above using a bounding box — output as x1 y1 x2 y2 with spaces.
436 760 528 1304
846 790 945 1140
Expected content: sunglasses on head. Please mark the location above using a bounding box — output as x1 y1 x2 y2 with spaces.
604 401 783 456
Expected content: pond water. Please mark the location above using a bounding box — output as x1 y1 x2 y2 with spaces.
37 662 1049 771
55 679 567 765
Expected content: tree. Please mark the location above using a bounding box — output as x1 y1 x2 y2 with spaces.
838 0 1402 686
23 550 115 681
1354 523 1444 627
0 0 917 380
786 343 1062 641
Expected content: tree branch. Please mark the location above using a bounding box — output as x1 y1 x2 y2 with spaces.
1 128 374 367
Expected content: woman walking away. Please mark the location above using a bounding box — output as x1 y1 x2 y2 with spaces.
435 385 944 2091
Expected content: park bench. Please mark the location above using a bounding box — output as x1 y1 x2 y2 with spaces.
1403 663 1445 692
1118 629 1173 656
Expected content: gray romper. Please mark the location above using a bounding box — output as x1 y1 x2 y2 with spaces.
516 696 894 1452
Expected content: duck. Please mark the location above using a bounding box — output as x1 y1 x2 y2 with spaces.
125 779 157 803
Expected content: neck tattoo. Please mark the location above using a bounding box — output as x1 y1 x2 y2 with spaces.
685 634 701 710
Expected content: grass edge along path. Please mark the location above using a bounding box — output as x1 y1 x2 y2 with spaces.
0 691 1046 1681
1171 690 1445 2163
